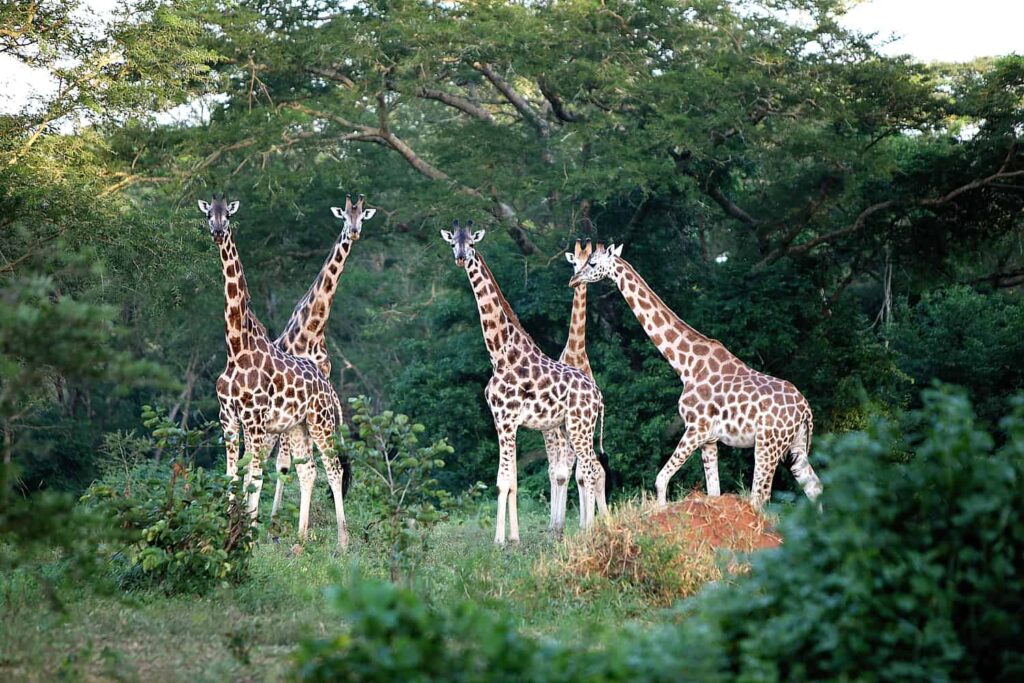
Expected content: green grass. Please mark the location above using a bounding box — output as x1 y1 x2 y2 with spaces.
0 497 666 682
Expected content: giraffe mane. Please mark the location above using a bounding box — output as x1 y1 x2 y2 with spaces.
476 254 539 350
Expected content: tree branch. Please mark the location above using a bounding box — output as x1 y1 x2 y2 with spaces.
416 86 494 122
472 62 549 137
537 77 579 122
758 167 1024 266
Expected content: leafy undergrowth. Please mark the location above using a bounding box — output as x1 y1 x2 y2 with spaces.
541 493 779 605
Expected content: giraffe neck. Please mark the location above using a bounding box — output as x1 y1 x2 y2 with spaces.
218 231 267 360
609 258 737 383
559 284 593 379
465 255 539 364
276 236 354 361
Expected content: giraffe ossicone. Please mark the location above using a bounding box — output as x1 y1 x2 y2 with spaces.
570 242 822 509
199 195 352 551
442 222 608 544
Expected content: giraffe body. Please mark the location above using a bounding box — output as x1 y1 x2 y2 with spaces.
267 195 375 539
199 197 350 550
442 224 607 542
547 239 609 532
570 244 821 508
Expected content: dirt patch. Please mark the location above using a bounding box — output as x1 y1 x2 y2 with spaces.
647 492 781 554
541 493 781 605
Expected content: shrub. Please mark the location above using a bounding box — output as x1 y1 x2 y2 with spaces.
693 386 1024 682
291 572 721 683
81 460 254 594
340 396 484 584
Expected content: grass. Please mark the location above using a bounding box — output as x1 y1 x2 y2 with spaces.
0 496 675 682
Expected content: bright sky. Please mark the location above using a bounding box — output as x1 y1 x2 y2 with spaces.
1 0 1022 116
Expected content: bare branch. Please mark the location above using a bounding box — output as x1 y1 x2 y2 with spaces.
537 78 580 122
472 62 549 137
416 86 494 122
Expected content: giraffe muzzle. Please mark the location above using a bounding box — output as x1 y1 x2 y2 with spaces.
568 274 583 287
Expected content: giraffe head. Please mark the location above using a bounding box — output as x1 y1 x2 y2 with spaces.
440 219 486 268
564 239 595 284
197 195 240 244
568 242 623 286
330 194 376 242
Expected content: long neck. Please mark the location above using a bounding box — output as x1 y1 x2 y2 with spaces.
559 284 593 379
277 235 354 354
609 258 736 383
465 255 539 364
218 231 266 359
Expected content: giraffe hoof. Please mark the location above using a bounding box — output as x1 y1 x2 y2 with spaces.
290 543 304 556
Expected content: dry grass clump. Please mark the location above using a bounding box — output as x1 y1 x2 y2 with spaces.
539 492 781 606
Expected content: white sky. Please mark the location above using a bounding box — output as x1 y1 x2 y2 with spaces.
1 0 1022 117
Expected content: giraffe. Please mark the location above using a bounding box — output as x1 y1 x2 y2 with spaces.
441 222 607 542
548 239 609 531
198 196 351 550
267 194 376 538
568 243 822 509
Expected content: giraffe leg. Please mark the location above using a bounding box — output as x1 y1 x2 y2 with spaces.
309 421 348 552
655 426 710 506
288 429 316 541
270 436 287 521
750 431 789 509
493 421 517 545
701 442 721 497
788 420 822 503
219 407 240 481
242 429 273 524
565 412 603 528
543 429 570 533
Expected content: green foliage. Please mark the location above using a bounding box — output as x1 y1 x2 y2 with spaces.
693 386 1024 681
889 286 1024 425
291 571 721 683
342 396 484 583
81 460 254 594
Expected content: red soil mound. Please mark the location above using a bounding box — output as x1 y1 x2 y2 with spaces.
646 492 782 554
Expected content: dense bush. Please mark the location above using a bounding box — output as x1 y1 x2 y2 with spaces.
294 388 1024 682
340 397 484 583
695 386 1024 682
81 460 254 594
291 571 722 683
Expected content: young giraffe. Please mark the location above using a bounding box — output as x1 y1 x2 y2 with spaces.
268 194 376 537
569 243 822 509
198 196 351 550
547 239 609 531
441 222 607 542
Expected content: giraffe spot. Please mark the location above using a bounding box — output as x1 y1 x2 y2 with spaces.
226 282 238 298
229 337 243 355
707 357 720 373
721 362 737 375
697 384 712 400
693 344 708 356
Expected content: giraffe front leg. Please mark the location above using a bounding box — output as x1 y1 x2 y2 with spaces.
242 430 272 525
543 429 570 534
309 422 349 552
701 442 721 497
493 422 517 545
269 436 286 522
565 413 603 529
656 426 710 506
295 460 316 541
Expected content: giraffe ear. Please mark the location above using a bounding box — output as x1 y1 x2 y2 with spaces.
440 230 454 243
331 206 345 219
226 200 240 216
564 252 575 264
471 229 486 243
609 243 623 257
361 208 376 221
197 199 211 214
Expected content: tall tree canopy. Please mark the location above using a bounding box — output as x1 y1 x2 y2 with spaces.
3 0 1022 494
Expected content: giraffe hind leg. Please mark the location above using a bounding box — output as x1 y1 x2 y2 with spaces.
308 419 348 552
750 431 790 509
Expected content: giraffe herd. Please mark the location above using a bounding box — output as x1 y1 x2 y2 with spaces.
198 195 822 549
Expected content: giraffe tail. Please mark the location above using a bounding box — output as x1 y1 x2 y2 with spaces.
596 400 616 498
